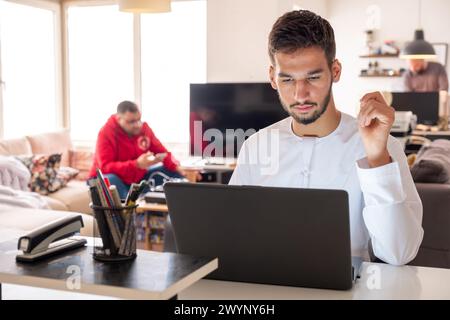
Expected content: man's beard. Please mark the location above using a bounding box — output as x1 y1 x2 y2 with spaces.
279 81 333 125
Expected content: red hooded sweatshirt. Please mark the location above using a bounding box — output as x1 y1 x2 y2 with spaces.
89 115 179 185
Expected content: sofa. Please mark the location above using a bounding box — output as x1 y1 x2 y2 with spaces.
0 204 93 244
408 183 450 268
366 183 450 269
0 130 93 215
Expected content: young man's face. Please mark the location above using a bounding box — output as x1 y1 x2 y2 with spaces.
117 111 143 136
269 46 341 125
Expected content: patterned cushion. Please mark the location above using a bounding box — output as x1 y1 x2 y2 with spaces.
16 154 78 195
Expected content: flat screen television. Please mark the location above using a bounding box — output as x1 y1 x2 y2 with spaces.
190 83 288 158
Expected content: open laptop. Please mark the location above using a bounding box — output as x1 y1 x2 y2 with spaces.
164 182 362 291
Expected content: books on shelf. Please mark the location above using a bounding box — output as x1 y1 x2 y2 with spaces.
149 216 166 229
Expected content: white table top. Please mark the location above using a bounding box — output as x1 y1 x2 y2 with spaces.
179 262 450 300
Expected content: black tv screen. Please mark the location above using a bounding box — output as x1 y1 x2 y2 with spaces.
190 83 288 158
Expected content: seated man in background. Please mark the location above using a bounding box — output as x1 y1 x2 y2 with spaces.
403 59 448 92
89 100 187 199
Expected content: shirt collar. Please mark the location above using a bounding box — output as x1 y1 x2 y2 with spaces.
287 113 345 143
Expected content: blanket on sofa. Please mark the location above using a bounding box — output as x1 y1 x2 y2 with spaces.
0 155 30 191
0 185 49 209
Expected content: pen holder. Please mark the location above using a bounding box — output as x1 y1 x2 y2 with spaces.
90 203 139 262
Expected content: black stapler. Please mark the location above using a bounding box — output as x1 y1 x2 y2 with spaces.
16 215 87 263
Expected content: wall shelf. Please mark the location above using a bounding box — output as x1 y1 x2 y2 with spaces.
359 75 402 78
359 54 399 58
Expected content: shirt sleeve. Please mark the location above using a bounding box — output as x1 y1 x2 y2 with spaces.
356 136 424 265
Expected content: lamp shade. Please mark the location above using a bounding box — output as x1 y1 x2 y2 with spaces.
400 29 436 59
118 0 171 13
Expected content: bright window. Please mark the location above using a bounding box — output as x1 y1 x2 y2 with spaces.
141 0 207 143
67 5 134 142
0 1 59 139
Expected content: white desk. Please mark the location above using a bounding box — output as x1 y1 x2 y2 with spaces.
179 262 450 300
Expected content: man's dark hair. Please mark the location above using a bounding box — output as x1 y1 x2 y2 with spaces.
268 10 336 67
117 100 139 114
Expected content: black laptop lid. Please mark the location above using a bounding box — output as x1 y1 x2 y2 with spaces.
164 182 352 290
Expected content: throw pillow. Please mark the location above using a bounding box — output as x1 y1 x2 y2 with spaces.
410 139 450 184
58 166 80 183
16 153 70 195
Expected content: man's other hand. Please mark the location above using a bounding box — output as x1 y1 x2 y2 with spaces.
358 91 394 168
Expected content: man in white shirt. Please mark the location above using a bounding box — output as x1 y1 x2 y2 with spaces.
229 10 423 265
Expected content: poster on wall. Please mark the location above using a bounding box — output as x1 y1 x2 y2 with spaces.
432 43 448 67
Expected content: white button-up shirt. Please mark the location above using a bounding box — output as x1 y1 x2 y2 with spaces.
229 113 424 265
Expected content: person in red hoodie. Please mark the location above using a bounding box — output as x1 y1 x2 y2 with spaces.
89 100 188 199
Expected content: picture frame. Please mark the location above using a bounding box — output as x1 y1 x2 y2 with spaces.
432 43 448 67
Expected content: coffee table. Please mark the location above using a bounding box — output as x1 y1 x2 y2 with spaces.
0 237 217 300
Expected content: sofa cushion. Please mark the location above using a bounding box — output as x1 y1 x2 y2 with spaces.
46 180 91 214
0 204 93 242
416 183 450 252
0 137 32 156
409 247 450 269
42 196 69 211
27 130 72 167
69 149 93 181
411 139 450 184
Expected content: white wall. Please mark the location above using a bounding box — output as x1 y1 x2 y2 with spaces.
328 0 450 116
206 0 328 82
206 0 277 82
292 0 328 16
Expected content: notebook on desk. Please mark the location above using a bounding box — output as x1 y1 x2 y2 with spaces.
164 183 363 291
